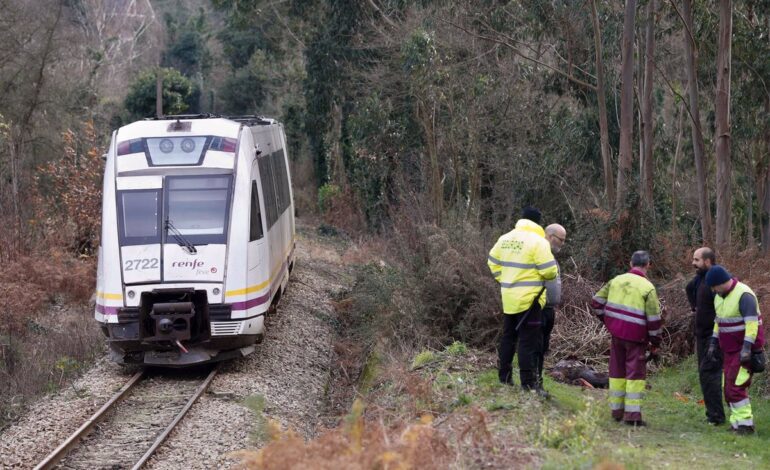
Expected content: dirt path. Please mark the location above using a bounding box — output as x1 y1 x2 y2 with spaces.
0 220 352 469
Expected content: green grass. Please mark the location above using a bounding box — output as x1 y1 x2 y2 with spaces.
540 355 770 469
417 352 770 469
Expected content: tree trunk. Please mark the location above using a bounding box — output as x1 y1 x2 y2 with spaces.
616 0 637 211
640 0 655 209
682 0 713 243
715 0 733 246
761 97 770 253
417 99 443 224
671 102 685 231
590 0 615 205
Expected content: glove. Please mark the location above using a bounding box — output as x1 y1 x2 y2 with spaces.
740 341 752 366
646 345 661 363
705 337 719 363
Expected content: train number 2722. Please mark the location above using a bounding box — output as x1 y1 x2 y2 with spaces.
124 258 159 271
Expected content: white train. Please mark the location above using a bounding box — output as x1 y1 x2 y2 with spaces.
95 115 295 366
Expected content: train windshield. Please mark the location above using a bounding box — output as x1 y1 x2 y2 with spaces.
118 190 162 245
117 175 233 246
164 175 233 244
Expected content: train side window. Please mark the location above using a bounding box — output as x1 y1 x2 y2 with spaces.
250 180 263 241
258 156 278 229
276 149 290 212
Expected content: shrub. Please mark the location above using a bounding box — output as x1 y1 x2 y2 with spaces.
318 183 341 213
33 121 104 255
411 349 436 369
233 403 452 469
445 341 468 356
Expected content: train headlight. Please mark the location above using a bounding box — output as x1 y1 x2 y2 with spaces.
159 138 174 153
181 138 196 153
127 290 135 299
212 288 220 296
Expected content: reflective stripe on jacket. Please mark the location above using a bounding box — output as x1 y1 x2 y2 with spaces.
591 269 662 343
713 281 765 353
487 219 558 314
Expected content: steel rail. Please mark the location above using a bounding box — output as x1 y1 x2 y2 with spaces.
33 370 146 470
130 366 218 470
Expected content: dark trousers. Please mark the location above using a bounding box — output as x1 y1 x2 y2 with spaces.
498 309 543 389
695 332 725 424
539 307 555 381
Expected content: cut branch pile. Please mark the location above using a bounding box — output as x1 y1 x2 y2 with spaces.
550 273 695 370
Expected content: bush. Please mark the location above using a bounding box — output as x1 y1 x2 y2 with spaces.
318 183 341 213
124 67 195 120
234 402 452 469
411 350 436 369
445 341 468 356
33 121 104 255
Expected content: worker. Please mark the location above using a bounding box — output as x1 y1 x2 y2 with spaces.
705 265 765 435
591 251 662 426
488 206 558 396
685 247 725 425
541 223 567 385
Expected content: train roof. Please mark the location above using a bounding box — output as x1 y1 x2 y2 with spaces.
116 115 279 141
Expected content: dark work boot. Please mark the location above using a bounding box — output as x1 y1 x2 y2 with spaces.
624 420 647 427
730 425 755 435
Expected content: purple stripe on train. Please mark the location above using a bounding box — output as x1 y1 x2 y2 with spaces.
95 304 119 315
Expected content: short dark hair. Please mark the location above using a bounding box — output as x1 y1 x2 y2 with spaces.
520 206 542 224
631 250 650 267
700 247 716 264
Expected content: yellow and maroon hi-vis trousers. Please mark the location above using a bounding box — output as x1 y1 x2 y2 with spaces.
608 337 647 422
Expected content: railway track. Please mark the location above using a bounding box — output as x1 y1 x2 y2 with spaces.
34 366 218 470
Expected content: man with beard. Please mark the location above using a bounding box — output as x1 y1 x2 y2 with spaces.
686 247 726 425
540 224 567 386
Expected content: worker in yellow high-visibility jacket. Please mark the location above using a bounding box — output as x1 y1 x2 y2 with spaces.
488 207 558 395
705 265 766 435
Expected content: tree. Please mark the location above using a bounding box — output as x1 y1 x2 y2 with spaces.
590 0 615 205
124 68 195 120
639 0 655 210
715 0 733 245
616 0 637 211
681 0 712 243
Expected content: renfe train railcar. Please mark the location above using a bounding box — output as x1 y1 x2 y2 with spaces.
95 115 295 366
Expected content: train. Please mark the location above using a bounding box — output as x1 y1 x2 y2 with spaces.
94 115 295 366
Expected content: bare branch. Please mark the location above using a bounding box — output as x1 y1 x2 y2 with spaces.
444 19 597 92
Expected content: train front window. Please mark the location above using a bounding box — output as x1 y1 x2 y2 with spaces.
165 175 232 245
118 190 161 246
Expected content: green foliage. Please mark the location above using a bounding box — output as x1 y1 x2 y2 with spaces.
445 341 468 356
317 183 341 213
162 8 212 79
124 68 196 120
411 349 436 369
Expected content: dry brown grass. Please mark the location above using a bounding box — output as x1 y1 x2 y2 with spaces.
0 121 103 427
235 402 453 470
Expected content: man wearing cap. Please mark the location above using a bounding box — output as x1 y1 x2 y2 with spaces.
488 206 558 394
590 251 663 426
685 247 725 425
704 265 765 435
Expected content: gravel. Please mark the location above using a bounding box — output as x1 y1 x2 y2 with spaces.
0 221 351 469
